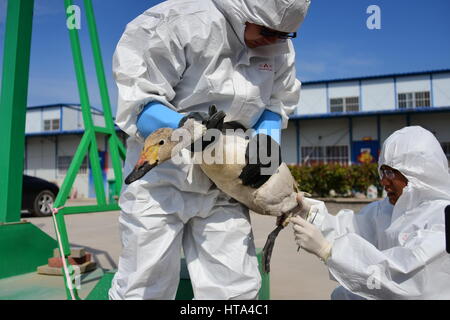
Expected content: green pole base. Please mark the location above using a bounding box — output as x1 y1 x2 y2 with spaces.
256 248 271 300
0 222 57 280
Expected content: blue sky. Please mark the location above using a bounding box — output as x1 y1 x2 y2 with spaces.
0 0 449 114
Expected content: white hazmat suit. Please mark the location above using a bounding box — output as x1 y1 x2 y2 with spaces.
304 126 450 299
109 0 311 300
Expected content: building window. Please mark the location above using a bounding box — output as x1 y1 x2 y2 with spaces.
44 119 60 131
58 156 88 175
398 91 430 108
301 145 349 165
44 120 51 131
345 97 360 112
415 91 431 107
52 119 60 130
326 145 349 163
330 98 344 113
330 97 359 113
301 146 324 163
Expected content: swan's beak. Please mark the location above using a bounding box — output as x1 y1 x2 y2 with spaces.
124 145 159 184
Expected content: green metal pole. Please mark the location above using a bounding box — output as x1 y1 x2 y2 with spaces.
64 0 106 205
53 134 91 248
118 139 127 159
83 0 116 133
108 136 124 200
0 0 34 223
84 0 124 199
52 133 92 301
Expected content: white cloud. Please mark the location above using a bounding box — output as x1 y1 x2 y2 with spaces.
298 61 328 81
296 42 381 81
27 77 77 105
341 57 379 67
27 76 117 115
300 61 327 74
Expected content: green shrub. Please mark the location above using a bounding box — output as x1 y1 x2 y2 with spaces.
288 163 382 197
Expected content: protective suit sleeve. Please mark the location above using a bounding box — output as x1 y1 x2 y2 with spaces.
326 226 447 299
252 110 282 144
136 102 184 139
311 200 383 247
268 41 301 129
312 199 448 299
113 14 186 140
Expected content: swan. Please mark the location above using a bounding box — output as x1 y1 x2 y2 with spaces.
124 107 309 273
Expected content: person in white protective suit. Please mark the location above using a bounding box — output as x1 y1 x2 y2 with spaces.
292 126 450 300
108 0 311 300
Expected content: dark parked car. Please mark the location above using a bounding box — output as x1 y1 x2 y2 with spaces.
22 175 60 217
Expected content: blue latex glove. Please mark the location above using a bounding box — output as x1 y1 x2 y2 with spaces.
252 110 282 144
136 102 184 139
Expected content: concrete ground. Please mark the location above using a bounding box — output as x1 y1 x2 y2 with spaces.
23 198 371 300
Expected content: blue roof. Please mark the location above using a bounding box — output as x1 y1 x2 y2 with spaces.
301 69 450 86
27 103 104 114
25 127 122 137
289 106 450 120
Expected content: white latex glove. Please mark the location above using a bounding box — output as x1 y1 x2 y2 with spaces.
291 215 332 262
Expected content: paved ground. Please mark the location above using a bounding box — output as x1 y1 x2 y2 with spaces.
23 199 371 300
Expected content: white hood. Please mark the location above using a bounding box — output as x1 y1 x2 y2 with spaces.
378 126 450 216
212 0 311 44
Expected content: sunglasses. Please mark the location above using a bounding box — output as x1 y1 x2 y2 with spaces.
260 27 297 39
379 168 397 180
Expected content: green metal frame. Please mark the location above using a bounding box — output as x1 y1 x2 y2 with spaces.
0 0 58 284
0 0 126 299
0 222 57 280
54 0 125 217
0 0 35 223
49 0 126 299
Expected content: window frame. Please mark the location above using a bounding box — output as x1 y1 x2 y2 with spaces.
43 119 51 131
329 96 360 113
51 118 60 130
330 98 344 113
43 118 61 132
301 145 349 165
57 155 88 175
398 91 430 109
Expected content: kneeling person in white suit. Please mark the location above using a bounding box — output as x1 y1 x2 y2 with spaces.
292 126 450 299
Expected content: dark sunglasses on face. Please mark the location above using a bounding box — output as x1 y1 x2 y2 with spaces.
380 168 397 180
260 26 297 39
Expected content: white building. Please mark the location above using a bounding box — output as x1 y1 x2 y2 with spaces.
24 69 450 198
24 103 127 199
282 69 450 165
